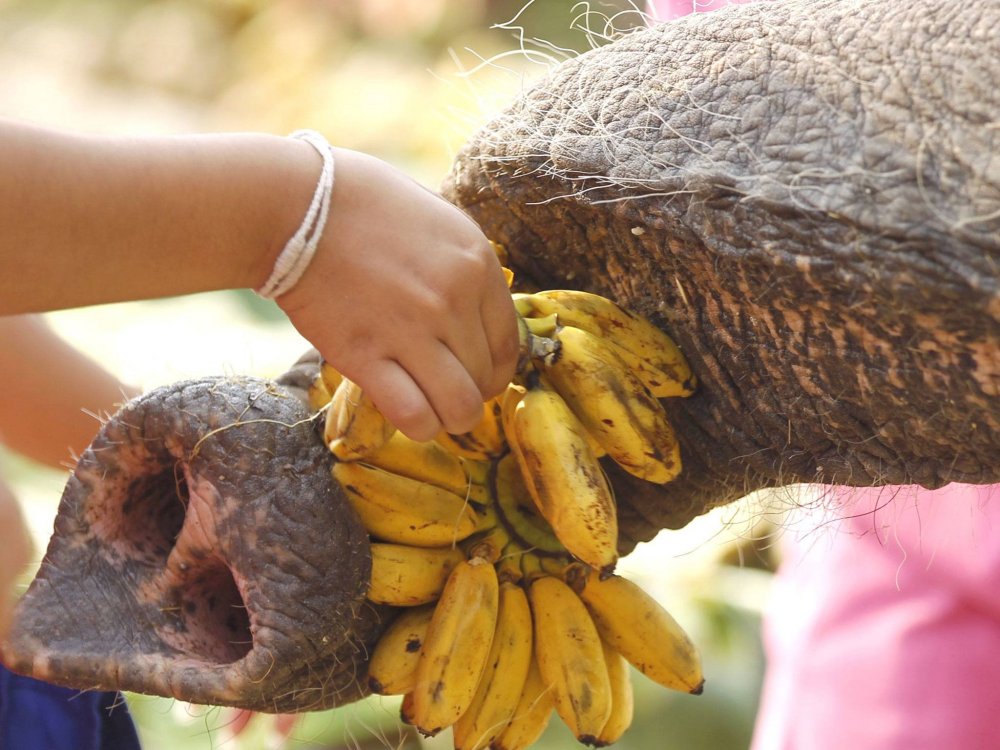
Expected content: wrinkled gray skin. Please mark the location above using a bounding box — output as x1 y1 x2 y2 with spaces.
4 0 999 713
446 0 1000 545
3 372 383 712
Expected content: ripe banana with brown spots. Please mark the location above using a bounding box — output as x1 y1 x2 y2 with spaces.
452 581 534 750
491 654 554 750
332 461 486 548
367 604 436 695
514 289 695 398
435 398 506 460
528 575 612 744
571 566 704 695
410 557 500 736
538 324 681 485
367 543 465 606
325 376 395 460
503 380 618 575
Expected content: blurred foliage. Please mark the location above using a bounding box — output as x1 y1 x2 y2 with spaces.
0 0 648 182
0 1 770 748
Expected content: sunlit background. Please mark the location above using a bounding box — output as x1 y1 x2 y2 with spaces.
1 1 791 747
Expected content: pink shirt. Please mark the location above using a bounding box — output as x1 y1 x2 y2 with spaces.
646 1 1000 747
755 484 1000 749
647 0 754 21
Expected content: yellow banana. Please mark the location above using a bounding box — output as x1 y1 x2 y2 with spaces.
332 461 482 548
435 398 506 460
493 454 564 556
514 290 695 397
491 655 554 750
540 325 681 485
308 372 334 411
528 575 612 743
367 604 436 695
319 360 343 393
363 432 492 505
411 558 500 736
463 521 510 565
572 567 704 694
596 637 634 746
400 691 417 726
504 379 619 575
452 581 534 750
496 543 525 585
367 543 465 606
489 240 509 266
325 377 396 460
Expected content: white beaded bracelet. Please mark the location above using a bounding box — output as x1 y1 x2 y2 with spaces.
256 129 335 300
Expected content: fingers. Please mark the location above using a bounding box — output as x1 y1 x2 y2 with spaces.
410 341 485 435
360 359 442 442
479 276 520 399
355 342 485 441
441 252 519 402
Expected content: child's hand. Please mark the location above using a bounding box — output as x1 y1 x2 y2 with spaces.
275 148 519 442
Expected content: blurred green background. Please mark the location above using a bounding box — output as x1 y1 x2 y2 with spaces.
0 1 778 748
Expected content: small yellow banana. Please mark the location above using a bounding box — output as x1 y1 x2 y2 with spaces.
514 290 695 397
503 380 619 575
540 324 681 485
325 377 396 460
435 398 506 460
496 543 525 585
491 655 555 750
308 368 335 411
319 360 343 393
596 637 634 746
452 581 534 750
367 543 465 606
493 454 564 555
463 521 511 565
332 461 482 548
367 605 436 695
363 432 492 505
572 567 704 694
411 558 500 736
528 575 612 743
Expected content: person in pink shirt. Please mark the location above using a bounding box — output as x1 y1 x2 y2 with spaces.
645 1 1000 747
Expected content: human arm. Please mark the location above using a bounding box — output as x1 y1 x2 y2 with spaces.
0 120 519 439
0 316 138 468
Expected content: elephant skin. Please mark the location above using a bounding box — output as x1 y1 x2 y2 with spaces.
2 374 382 712
444 0 1000 545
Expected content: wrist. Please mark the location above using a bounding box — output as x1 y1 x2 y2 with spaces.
246 134 329 292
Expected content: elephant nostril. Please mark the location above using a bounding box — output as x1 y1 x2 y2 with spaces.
85 464 188 567
161 556 253 665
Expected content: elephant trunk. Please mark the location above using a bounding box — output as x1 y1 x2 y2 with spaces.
2 375 380 712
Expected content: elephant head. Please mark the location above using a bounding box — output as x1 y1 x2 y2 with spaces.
3 0 998 712
444 0 999 544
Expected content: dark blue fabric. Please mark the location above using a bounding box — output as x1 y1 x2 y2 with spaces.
0 662 141 750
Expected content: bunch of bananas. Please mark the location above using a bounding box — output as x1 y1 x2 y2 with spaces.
309 286 702 750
